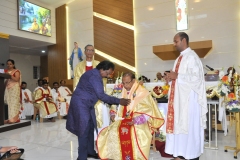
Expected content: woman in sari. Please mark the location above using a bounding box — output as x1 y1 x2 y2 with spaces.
4 59 22 123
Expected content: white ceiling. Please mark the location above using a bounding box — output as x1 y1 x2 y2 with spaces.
9 35 53 56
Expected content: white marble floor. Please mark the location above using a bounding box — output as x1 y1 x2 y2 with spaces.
0 119 237 160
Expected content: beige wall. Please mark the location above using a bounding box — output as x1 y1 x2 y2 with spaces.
10 53 40 91
134 0 240 81
67 0 94 78
0 0 56 44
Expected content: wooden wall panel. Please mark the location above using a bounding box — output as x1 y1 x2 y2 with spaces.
47 5 67 87
94 17 135 66
94 54 134 80
40 55 48 78
93 0 133 25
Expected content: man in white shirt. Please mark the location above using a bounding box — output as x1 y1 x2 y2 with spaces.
154 72 166 83
51 82 59 104
164 32 207 160
33 79 43 92
21 82 34 118
57 80 72 116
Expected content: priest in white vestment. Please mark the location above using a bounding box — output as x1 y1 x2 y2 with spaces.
21 82 34 117
164 32 207 160
57 80 72 116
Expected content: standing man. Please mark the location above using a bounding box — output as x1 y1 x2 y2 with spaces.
73 44 99 89
66 61 130 160
164 32 207 160
73 44 107 140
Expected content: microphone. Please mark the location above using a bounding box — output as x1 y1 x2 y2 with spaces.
206 65 214 71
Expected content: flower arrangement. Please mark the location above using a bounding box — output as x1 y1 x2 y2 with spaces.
151 84 170 98
225 93 240 111
112 72 123 98
217 69 231 97
217 67 240 112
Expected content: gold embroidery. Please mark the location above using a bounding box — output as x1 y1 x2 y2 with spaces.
122 140 131 147
121 127 129 135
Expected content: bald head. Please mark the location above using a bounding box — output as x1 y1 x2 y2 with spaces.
173 32 189 52
156 72 162 80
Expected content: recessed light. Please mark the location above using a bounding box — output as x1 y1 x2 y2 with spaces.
42 50 45 53
148 7 154 11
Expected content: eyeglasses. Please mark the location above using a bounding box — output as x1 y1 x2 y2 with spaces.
86 49 94 52
122 79 133 85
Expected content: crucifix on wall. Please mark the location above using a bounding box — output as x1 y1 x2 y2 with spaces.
175 0 188 31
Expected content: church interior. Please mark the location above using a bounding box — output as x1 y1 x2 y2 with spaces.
0 0 240 159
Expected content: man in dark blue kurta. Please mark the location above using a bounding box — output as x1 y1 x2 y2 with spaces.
66 61 130 160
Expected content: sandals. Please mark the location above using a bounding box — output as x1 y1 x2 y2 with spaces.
0 148 24 160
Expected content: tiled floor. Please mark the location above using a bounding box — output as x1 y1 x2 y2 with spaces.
0 119 237 160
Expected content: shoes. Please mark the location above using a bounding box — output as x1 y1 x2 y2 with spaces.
87 153 100 159
0 148 24 160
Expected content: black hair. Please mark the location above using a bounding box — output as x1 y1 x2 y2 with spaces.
22 81 27 85
227 67 236 75
123 72 135 80
177 32 189 45
53 82 59 85
42 81 48 85
38 79 43 83
60 80 66 84
84 44 94 51
96 60 115 71
7 59 16 69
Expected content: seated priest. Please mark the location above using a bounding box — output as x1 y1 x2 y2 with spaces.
154 72 166 83
21 81 34 118
97 72 164 160
57 80 72 116
34 81 58 121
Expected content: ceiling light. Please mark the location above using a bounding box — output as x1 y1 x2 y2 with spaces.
42 50 45 53
148 7 154 11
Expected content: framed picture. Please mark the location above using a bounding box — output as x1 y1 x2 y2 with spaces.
175 0 188 31
17 0 51 36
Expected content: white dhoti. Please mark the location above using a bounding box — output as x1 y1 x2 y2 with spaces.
165 90 204 159
22 103 34 116
94 103 110 141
